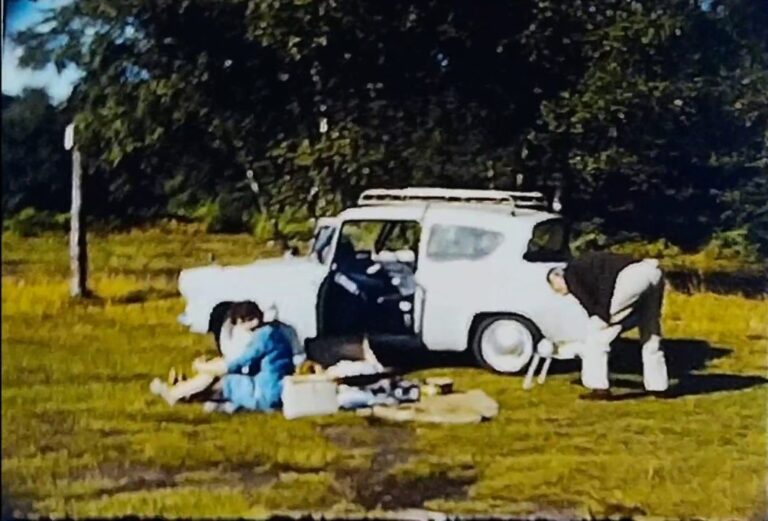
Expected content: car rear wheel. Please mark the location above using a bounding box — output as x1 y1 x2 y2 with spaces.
472 315 541 374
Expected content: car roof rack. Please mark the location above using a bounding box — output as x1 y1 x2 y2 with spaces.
357 187 549 212
504 191 549 210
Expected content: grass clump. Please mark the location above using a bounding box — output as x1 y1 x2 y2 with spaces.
611 229 765 274
2 229 766 518
3 208 69 237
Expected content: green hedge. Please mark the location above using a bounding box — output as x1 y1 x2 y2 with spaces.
3 208 69 237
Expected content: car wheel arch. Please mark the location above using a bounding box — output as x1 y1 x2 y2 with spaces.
468 311 544 374
467 311 543 350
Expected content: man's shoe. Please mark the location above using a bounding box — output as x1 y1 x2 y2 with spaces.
647 390 672 399
579 389 615 401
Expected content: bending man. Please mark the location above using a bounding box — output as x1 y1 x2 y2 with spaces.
546 252 668 399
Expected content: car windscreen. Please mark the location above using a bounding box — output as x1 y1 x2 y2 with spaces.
311 225 336 264
334 220 420 264
523 218 571 262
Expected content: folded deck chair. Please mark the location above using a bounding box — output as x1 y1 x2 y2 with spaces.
523 339 583 390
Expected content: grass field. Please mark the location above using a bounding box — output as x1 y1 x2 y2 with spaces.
2 229 767 519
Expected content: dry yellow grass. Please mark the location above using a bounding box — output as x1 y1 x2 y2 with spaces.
2 230 766 519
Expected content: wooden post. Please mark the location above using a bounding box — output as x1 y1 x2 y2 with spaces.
552 185 563 213
552 173 564 213
66 124 88 298
486 161 495 189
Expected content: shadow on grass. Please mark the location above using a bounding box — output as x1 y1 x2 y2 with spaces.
609 373 768 400
84 373 158 385
665 268 768 298
326 422 475 510
1 488 32 520
376 348 477 373
361 336 765 400
74 288 179 306
610 338 730 377
307 335 477 370
584 338 765 399
111 267 184 280
1 259 25 277
110 288 180 304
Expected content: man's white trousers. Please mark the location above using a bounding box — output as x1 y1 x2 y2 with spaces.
580 259 669 392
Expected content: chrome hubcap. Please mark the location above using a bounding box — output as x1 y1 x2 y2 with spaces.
480 320 534 373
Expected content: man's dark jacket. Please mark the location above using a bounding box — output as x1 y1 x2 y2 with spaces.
564 252 638 323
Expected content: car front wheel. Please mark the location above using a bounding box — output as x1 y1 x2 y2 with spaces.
472 315 541 374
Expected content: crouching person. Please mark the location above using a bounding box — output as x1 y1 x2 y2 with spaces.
151 302 295 413
546 252 668 400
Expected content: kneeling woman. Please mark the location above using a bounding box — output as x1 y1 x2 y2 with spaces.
151 301 295 413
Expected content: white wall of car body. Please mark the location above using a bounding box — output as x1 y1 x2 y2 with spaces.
178 202 592 354
178 257 326 343
414 206 589 350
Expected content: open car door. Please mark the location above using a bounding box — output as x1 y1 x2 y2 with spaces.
315 219 420 339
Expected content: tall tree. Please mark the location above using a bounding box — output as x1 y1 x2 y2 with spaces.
13 0 768 249
2 89 70 215
522 0 768 247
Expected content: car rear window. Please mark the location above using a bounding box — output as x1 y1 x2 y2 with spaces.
524 219 571 262
427 224 503 261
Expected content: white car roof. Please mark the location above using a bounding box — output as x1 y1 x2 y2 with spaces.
314 216 339 227
336 203 560 229
337 204 428 222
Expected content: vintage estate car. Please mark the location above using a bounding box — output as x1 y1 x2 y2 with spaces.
177 187 592 374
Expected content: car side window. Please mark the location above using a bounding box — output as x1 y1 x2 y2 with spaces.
377 221 421 254
426 224 503 261
523 219 571 262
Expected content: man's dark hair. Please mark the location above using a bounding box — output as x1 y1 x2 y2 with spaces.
546 266 565 285
226 301 263 324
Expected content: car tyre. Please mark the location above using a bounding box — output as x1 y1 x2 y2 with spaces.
471 314 542 374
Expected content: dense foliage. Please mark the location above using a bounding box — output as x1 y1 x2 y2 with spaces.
2 90 70 215
6 0 768 251
2 229 767 517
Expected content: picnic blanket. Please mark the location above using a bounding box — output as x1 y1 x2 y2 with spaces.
355 389 498 424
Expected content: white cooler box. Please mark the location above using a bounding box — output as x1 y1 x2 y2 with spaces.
281 374 339 420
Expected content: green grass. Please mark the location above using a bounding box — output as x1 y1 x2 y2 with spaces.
606 234 766 275
2 230 767 519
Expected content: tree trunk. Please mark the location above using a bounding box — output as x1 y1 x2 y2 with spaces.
69 147 88 298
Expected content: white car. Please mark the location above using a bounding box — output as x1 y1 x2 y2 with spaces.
177 187 591 374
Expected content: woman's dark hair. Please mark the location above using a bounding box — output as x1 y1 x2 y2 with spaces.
226 301 263 324
546 266 565 285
